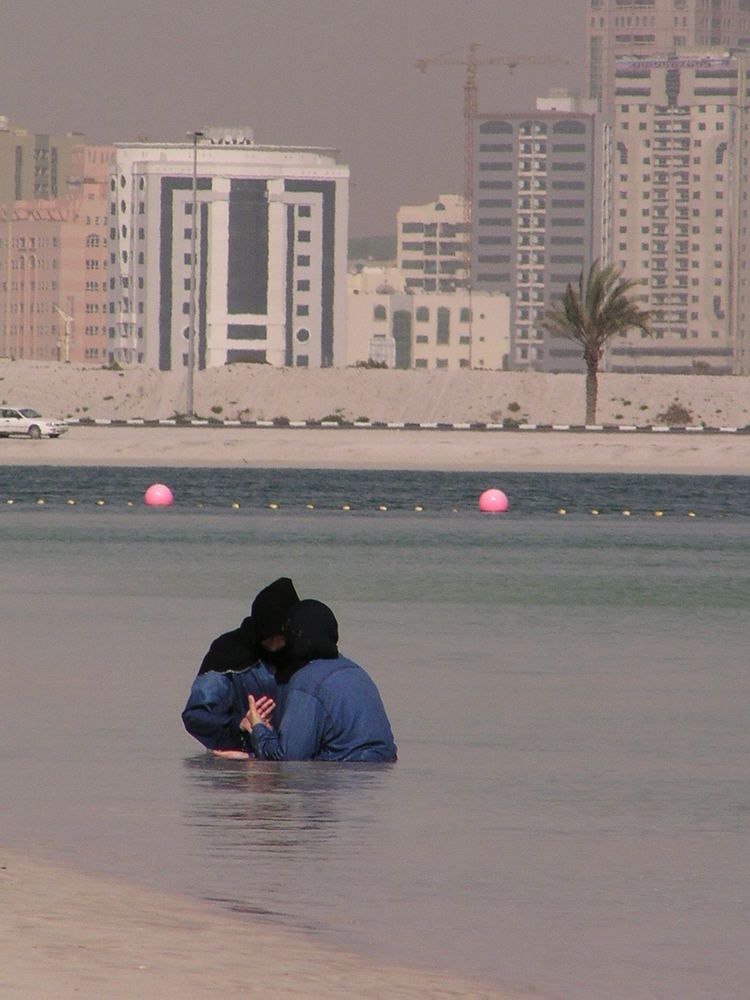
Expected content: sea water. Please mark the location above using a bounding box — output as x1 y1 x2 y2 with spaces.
1 466 750 999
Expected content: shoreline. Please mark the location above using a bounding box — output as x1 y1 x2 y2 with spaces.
1 425 750 475
0 845 518 999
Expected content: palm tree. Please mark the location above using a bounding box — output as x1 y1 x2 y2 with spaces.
542 261 652 425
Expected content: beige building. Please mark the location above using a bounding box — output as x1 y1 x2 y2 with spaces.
586 0 750 113
609 50 750 373
347 266 509 370
0 144 114 363
0 116 81 203
397 194 469 293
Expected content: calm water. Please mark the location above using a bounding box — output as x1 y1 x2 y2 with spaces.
1 467 750 999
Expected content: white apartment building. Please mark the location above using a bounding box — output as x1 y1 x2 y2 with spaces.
106 128 349 369
396 194 469 292
586 0 750 113
610 50 750 373
347 266 509 370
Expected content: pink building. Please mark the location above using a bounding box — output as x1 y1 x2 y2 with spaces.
0 144 113 363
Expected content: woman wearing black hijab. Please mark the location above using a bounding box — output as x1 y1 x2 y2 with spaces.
241 599 397 762
182 577 299 752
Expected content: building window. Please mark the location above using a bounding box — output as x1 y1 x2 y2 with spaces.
297 279 310 291
460 307 471 323
296 354 309 367
436 307 450 345
298 205 311 217
296 304 309 316
296 328 310 342
416 306 429 322
373 304 387 320
297 230 311 243
297 255 310 266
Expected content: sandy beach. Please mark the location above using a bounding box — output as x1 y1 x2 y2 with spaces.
2 362 750 474
0 423 749 475
0 848 515 999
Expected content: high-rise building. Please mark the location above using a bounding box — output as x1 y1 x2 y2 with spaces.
0 144 114 363
0 116 82 203
471 94 612 371
586 0 750 113
106 128 349 369
609 49 750 374
396 194 468 292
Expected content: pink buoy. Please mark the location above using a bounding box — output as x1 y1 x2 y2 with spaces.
144 483 174 506
478 488 508 513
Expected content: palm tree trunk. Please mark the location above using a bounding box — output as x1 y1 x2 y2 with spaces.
585 359 599 425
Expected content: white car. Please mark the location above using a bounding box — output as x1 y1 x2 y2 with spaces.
0 406 67 439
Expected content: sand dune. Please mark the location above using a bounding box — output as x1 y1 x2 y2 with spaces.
3 360 750 428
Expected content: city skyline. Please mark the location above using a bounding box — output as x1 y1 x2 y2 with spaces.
0 0 583 236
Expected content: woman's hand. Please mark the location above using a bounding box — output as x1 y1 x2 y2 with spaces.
239 694 275 732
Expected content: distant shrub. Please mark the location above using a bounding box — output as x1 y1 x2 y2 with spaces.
656 401 693 425
507 401 521 412
322 409 346 423
211 405 223 415
103 395 114 401
355 359 388 369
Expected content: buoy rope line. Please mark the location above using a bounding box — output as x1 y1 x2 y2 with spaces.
62 418 750 433
1 498 725 517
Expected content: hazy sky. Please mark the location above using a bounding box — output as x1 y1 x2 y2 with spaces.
1 1 584 234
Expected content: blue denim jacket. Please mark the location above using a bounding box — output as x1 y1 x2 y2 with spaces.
250 655 397 762
182 663 280 751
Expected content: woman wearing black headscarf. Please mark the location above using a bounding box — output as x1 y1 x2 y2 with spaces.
181 577 299 753
240 599 397 762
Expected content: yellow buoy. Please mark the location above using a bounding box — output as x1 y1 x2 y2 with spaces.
654 510 664 517
557 507 567 515
378 504 388 511
305 503 314 509
36 498 45 505
414 504 423 512
687 511 696 518
268 502 278 510
66 498 76 506
7 498 14 505
96 499 105 506
342 504 351 511
232 501 241 509
622 509 631 517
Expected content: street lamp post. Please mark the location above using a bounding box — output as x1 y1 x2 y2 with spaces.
186 130 203 417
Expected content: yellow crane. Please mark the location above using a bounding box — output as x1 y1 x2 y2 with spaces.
416 42 569 273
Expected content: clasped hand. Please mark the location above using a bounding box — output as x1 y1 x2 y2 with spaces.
239 694 276 733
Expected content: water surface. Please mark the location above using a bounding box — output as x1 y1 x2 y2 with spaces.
1 467 749 999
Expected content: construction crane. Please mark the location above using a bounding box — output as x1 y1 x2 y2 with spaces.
416 43 569 278
53 303 73 363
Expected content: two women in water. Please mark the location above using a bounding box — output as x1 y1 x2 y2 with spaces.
182 579 396 763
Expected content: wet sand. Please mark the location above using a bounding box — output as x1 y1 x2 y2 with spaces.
0 848 518 999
